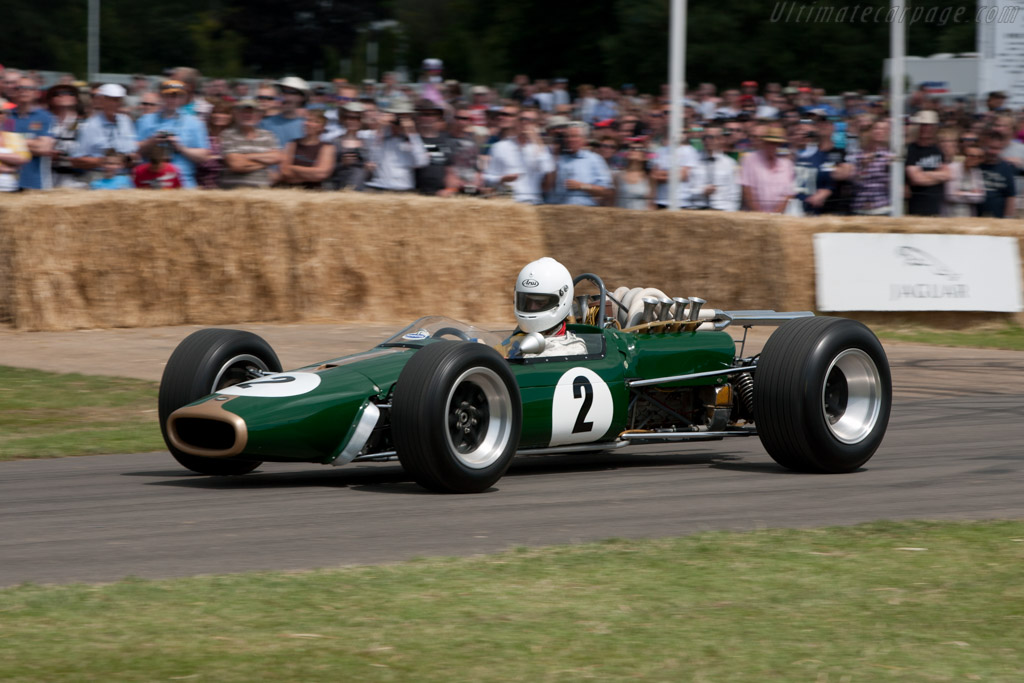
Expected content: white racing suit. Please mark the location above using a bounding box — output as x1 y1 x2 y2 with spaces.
524 330 588 358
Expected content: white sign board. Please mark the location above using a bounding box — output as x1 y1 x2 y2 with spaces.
977 0 1024 109
814 233 1023 312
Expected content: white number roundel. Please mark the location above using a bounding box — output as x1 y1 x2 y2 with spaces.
549 367 614 447
217 372 321 398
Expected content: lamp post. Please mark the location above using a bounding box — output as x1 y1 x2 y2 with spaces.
889 0 906 217
667 0 687 211
87 0 100 82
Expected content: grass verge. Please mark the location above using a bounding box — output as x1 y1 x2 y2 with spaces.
876 323 1024 352
1 521 1022 681
0 366 163 460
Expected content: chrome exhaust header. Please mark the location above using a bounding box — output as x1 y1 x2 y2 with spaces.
641 296 659 323
687 297 706 322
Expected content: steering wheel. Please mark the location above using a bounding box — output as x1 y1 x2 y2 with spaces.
432 327 472 341
572 273 608 328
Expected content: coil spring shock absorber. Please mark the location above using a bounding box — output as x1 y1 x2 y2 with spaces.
734 371 755 417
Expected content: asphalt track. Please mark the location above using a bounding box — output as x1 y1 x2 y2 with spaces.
2 328 1023 587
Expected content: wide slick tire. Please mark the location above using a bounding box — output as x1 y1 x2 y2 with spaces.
158 328 282 475
754 317 891 473
392 341 522 493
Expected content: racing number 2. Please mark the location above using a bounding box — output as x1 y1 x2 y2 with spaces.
572 376 594 433
549 367 612 447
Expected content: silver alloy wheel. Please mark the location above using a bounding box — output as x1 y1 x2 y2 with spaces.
211 354 271 393
444 367 515 469
821 348 882 444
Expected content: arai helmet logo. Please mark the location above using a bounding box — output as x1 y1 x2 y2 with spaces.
522 278 539 288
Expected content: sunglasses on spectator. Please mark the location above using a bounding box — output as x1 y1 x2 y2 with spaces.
257 95 277 101
519 116 537 122
140 101 159 107
961 137 978 144
456 116 472 120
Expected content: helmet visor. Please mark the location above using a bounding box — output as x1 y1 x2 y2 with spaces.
516 292 560 313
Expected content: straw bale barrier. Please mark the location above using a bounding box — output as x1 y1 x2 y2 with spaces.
536 208 1024 327
0 191 544 331
1 191 1022 331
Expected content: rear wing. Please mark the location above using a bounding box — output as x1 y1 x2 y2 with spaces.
710 310 815 331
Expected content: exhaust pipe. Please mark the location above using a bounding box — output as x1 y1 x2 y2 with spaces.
658 297 674 321
641 297 659 324
687 297 707 322
672 297 689 322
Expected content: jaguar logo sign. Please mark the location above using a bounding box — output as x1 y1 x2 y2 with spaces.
897 246 960 281
814 233 1022 312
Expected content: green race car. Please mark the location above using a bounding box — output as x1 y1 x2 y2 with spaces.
159 274 891 493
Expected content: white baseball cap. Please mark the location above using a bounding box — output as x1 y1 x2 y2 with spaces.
96 83 127 98
277 76 310 94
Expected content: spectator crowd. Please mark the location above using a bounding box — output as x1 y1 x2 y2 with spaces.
1 60 1022 218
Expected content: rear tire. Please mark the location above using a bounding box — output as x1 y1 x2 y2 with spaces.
158 329 281 475
392 342 522 493
754 317 891 473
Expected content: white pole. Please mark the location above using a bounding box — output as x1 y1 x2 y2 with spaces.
87 0 100 82
889 0 905 217
667 0 686 211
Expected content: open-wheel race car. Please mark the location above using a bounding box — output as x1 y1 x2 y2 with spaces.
158 272 892 493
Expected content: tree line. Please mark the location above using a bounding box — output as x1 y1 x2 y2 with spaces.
4 0 976 93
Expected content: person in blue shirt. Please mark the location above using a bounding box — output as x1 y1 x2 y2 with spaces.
135 80 209 188
8 76 55 189
978 129 1017 219
260 77 309 146
549 122 613 207
89 150 133 190
73 83 138 180
790 121 834 215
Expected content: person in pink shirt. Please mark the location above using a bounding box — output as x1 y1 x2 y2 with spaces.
740 125 795 213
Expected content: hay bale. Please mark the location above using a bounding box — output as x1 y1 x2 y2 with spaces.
287 192 544 322
2 190 1022 332
537 206 789 311
0 191 545 330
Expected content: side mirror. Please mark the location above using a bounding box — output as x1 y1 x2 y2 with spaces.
518 332 546 356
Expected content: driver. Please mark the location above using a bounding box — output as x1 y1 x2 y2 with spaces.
512 257 589 358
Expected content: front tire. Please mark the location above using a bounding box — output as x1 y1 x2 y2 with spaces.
158 329 282 475
754 317 891 473
392 341 522 493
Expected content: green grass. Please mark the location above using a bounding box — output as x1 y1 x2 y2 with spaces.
1 521 1022 682
876 323 1024 351
0 366 163 460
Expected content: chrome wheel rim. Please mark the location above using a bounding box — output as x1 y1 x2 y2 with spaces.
445 367 513 469
211 354 270 393
822 348 882 444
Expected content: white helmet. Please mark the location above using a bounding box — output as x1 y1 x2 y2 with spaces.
514 257 573 334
